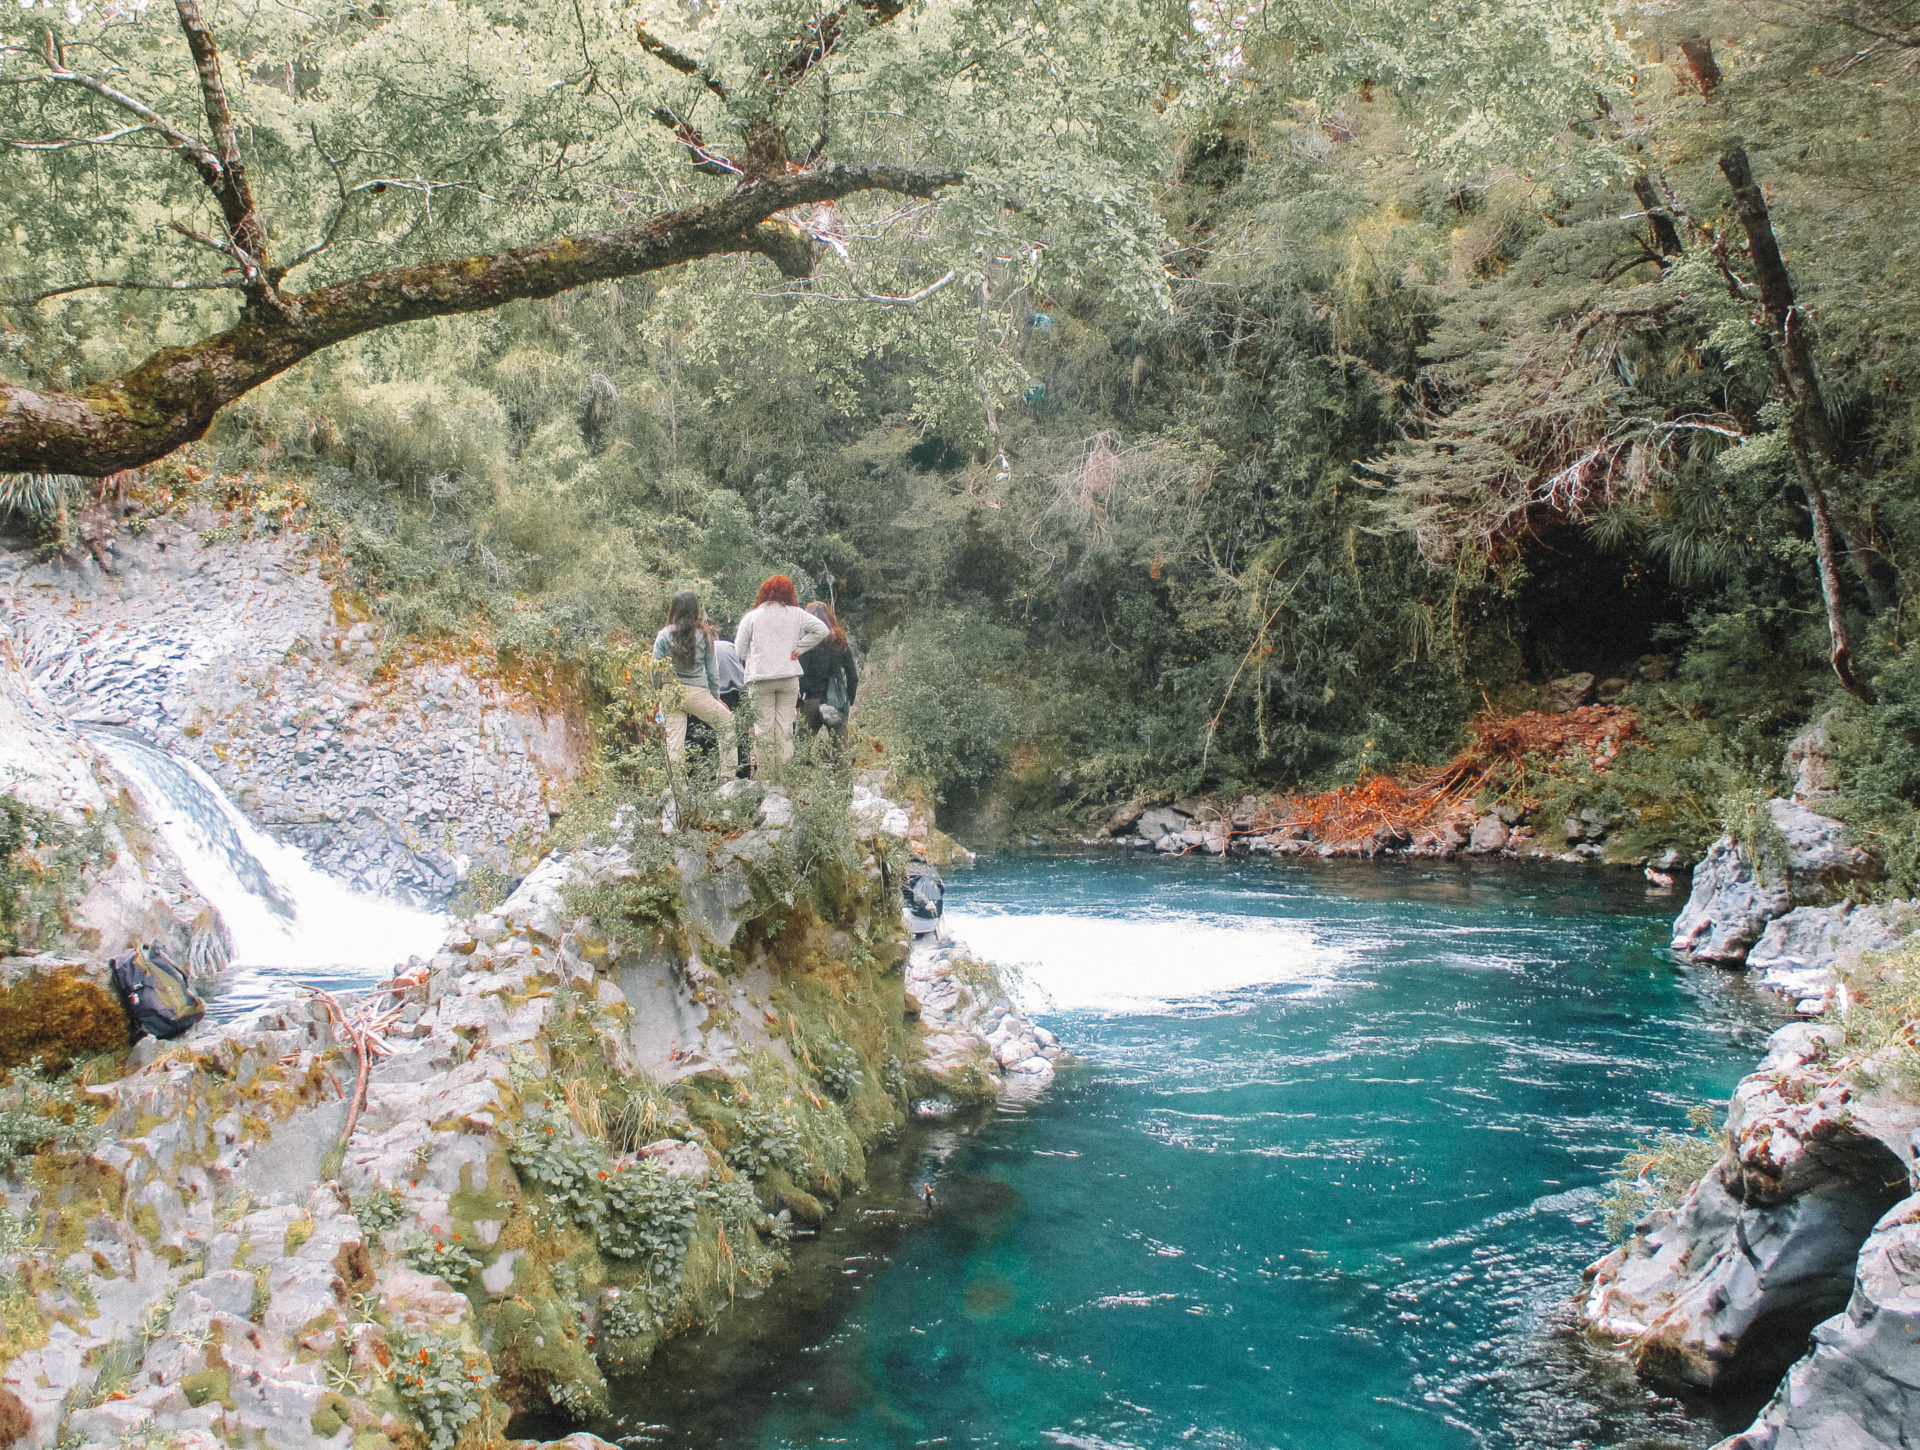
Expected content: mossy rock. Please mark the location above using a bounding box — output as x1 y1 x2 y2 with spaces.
311 1390 355 1437
183 1366 232 1408
0 957 128 1070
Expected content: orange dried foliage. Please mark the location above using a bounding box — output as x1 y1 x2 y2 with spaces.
1264 706 1639 849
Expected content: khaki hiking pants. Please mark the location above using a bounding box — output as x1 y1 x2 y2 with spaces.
664 686 738 778
748 676 801 763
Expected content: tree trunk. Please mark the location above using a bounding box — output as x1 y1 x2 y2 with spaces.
1719 144 1875 702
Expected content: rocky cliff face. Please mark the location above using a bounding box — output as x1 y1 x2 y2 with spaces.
0 777 1054 1450
1 515 582 906
1585 826 1920 1450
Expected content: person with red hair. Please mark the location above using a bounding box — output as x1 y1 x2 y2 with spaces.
734 575 829 765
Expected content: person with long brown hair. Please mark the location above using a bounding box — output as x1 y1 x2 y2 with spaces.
651 589 737 779
734 575 829 764
798 599 858 748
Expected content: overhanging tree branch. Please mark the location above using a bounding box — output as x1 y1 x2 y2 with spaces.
0 163 963 477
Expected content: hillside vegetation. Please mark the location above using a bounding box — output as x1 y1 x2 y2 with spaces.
4 0 1918 867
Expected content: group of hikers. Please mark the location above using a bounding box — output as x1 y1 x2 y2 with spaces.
650 575 859 778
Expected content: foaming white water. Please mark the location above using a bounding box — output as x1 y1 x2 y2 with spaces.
84 727 448 977
943 909 1349 1014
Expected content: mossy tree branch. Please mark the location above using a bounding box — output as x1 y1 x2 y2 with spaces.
0 163 960 477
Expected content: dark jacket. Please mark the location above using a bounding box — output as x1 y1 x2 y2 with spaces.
798 639 858 706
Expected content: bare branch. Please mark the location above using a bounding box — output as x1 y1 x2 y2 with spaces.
636 24 729 98
648 102 743 175
0 277 245 307
169 217 259 275
38 45 223 186
3 123 146 150
770 0 906 94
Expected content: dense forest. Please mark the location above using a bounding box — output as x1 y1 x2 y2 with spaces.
4 0 1920 868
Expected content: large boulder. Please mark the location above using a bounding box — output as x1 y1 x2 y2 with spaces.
1713 1194 1920 1450
1134 806 1190 843
1465 814 1509 855
1745 903 1909 1001
1671 801 1870 964
1582 1022 1917 1393
1672 836 1792 963
1784 710 1841 806
1543 672 1596 713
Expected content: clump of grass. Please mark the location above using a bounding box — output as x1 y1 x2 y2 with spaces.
1838 944 1920 1099
1599 1104 1726 1243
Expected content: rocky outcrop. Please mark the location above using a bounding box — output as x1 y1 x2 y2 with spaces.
2 519 584 905
0 778 1054 1450
1583 1021 1916 1394
908 938 1063 1102
1671 799 1871 965
1717 1193 1920 1450
1746 902 1910 1005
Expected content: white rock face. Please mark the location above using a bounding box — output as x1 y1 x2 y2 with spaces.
1671 800 1870 965
907 937 1064 1107
1672 834 1792 962
1745 903 1909 1000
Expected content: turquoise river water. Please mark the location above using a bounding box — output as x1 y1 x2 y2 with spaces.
598 854 1785 1450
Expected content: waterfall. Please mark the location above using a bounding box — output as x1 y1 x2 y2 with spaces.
83 727 449 1011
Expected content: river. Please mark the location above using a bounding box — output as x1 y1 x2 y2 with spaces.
601 852 1784 1450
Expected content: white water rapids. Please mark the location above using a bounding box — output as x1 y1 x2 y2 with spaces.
84 727 448 1011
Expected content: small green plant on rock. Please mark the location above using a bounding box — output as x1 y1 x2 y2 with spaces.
1600 1104 1726 1242
722 1104 804 1180
402 1231 483 1288
810 1038 865 1100
349 1188 409 1237
387 1328 494 1450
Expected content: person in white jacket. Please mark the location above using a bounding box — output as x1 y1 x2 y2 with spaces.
733 575 829 765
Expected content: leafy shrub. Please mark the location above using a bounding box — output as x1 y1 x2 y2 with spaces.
403 1232 483 1288
386 1328 494 1450
0 1060 101 1170
506 1106 607 1228
1599 1105 1725 1242
598 1159 701 1271
864 611 1020 803
722 1105 805 1180
0 796 95 956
